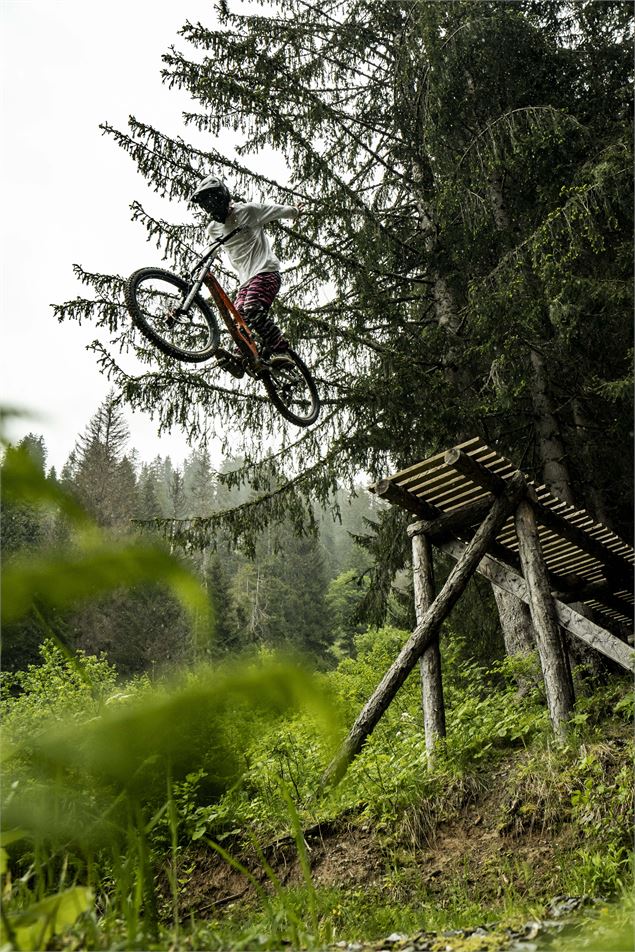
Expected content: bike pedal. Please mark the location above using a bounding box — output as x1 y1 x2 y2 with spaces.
215 349 245 378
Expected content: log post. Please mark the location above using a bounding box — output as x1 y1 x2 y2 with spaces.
514 499 575 739
320 472 526 789
411 528 446 759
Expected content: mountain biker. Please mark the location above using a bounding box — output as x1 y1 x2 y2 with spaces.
189 175 303 376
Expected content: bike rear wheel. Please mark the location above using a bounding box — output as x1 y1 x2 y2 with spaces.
261 350 320 426
124 268 220 362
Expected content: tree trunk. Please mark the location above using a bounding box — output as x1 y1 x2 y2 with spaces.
412 530 446 759
491 585 535 656
530 348 574 505
491 584 539 696
514 499 575 739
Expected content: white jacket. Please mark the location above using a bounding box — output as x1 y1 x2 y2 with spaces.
206 201 299 288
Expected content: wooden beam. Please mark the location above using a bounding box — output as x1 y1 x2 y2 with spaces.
548 579 633 619
439 539 634 671
320 472 526 789
411 505 631 620
426 447 632 587
386 436 484 485
407 497 492 543
568 592 635 621
444 446 509 495
372 478 438 520
412 530 446 758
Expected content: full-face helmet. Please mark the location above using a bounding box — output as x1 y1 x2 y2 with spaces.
189 175 231 222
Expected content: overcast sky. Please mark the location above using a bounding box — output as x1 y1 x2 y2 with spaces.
1 0 240 471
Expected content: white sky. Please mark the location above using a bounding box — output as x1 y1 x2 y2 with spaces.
1 0 241 472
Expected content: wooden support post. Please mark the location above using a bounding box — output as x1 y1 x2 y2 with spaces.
411 529 446 759
515 499 575 739
320 472 526 789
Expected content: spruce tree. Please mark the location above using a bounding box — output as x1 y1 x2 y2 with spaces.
66 392 137 528
55 1 633 623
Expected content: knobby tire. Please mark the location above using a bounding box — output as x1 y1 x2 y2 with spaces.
261 349 320 427
124 268 220 362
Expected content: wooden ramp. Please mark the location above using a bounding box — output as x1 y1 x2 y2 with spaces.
320 439 633 788
373 437 634 634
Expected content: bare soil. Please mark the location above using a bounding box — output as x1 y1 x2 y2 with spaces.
174 764 580 919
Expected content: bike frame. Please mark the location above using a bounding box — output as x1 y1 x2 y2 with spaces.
185 229 261 366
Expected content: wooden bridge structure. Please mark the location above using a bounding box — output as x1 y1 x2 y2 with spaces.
322 438 634 787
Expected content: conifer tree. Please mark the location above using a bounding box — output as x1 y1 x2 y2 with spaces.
55 1 633 624
184 447 216 517
137 460 164 520
65 392 137 528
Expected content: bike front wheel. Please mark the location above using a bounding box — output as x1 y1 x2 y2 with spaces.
124 268 220 362
261 350 320 427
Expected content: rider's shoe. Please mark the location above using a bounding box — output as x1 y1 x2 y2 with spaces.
262 336 290 359
215 349 245 378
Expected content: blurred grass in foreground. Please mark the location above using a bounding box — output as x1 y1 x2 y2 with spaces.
1 415 336 949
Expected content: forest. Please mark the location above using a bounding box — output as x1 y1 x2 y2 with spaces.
2 1 634 950
2 398 377 676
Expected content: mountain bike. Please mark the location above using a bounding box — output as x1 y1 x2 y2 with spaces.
123 229 320 427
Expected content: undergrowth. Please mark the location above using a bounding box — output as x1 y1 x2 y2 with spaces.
1 632 633 950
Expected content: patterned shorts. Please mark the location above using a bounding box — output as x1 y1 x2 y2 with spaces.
234 271 282 317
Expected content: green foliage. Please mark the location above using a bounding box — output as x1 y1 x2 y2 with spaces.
2 540 211 630
0 640 118 742
0 886 92 952
2 648 336 949
2 438 86 527
190 627 548 843
325 569 369 659
2 619 633 948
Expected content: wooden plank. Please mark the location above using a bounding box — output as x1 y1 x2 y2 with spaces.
444 489 492 512
390 437 484 484
444 447 509 495
402 451 517 489
404 457 515 501
539 540 583 561
408 497 493 543
400 459 458 492
547 552 599 575
538 498 633 557
426 482 492 510
400 453 512 493
406 470 469 500
439 539 635 671
551 581 635 618
527 488 633 585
